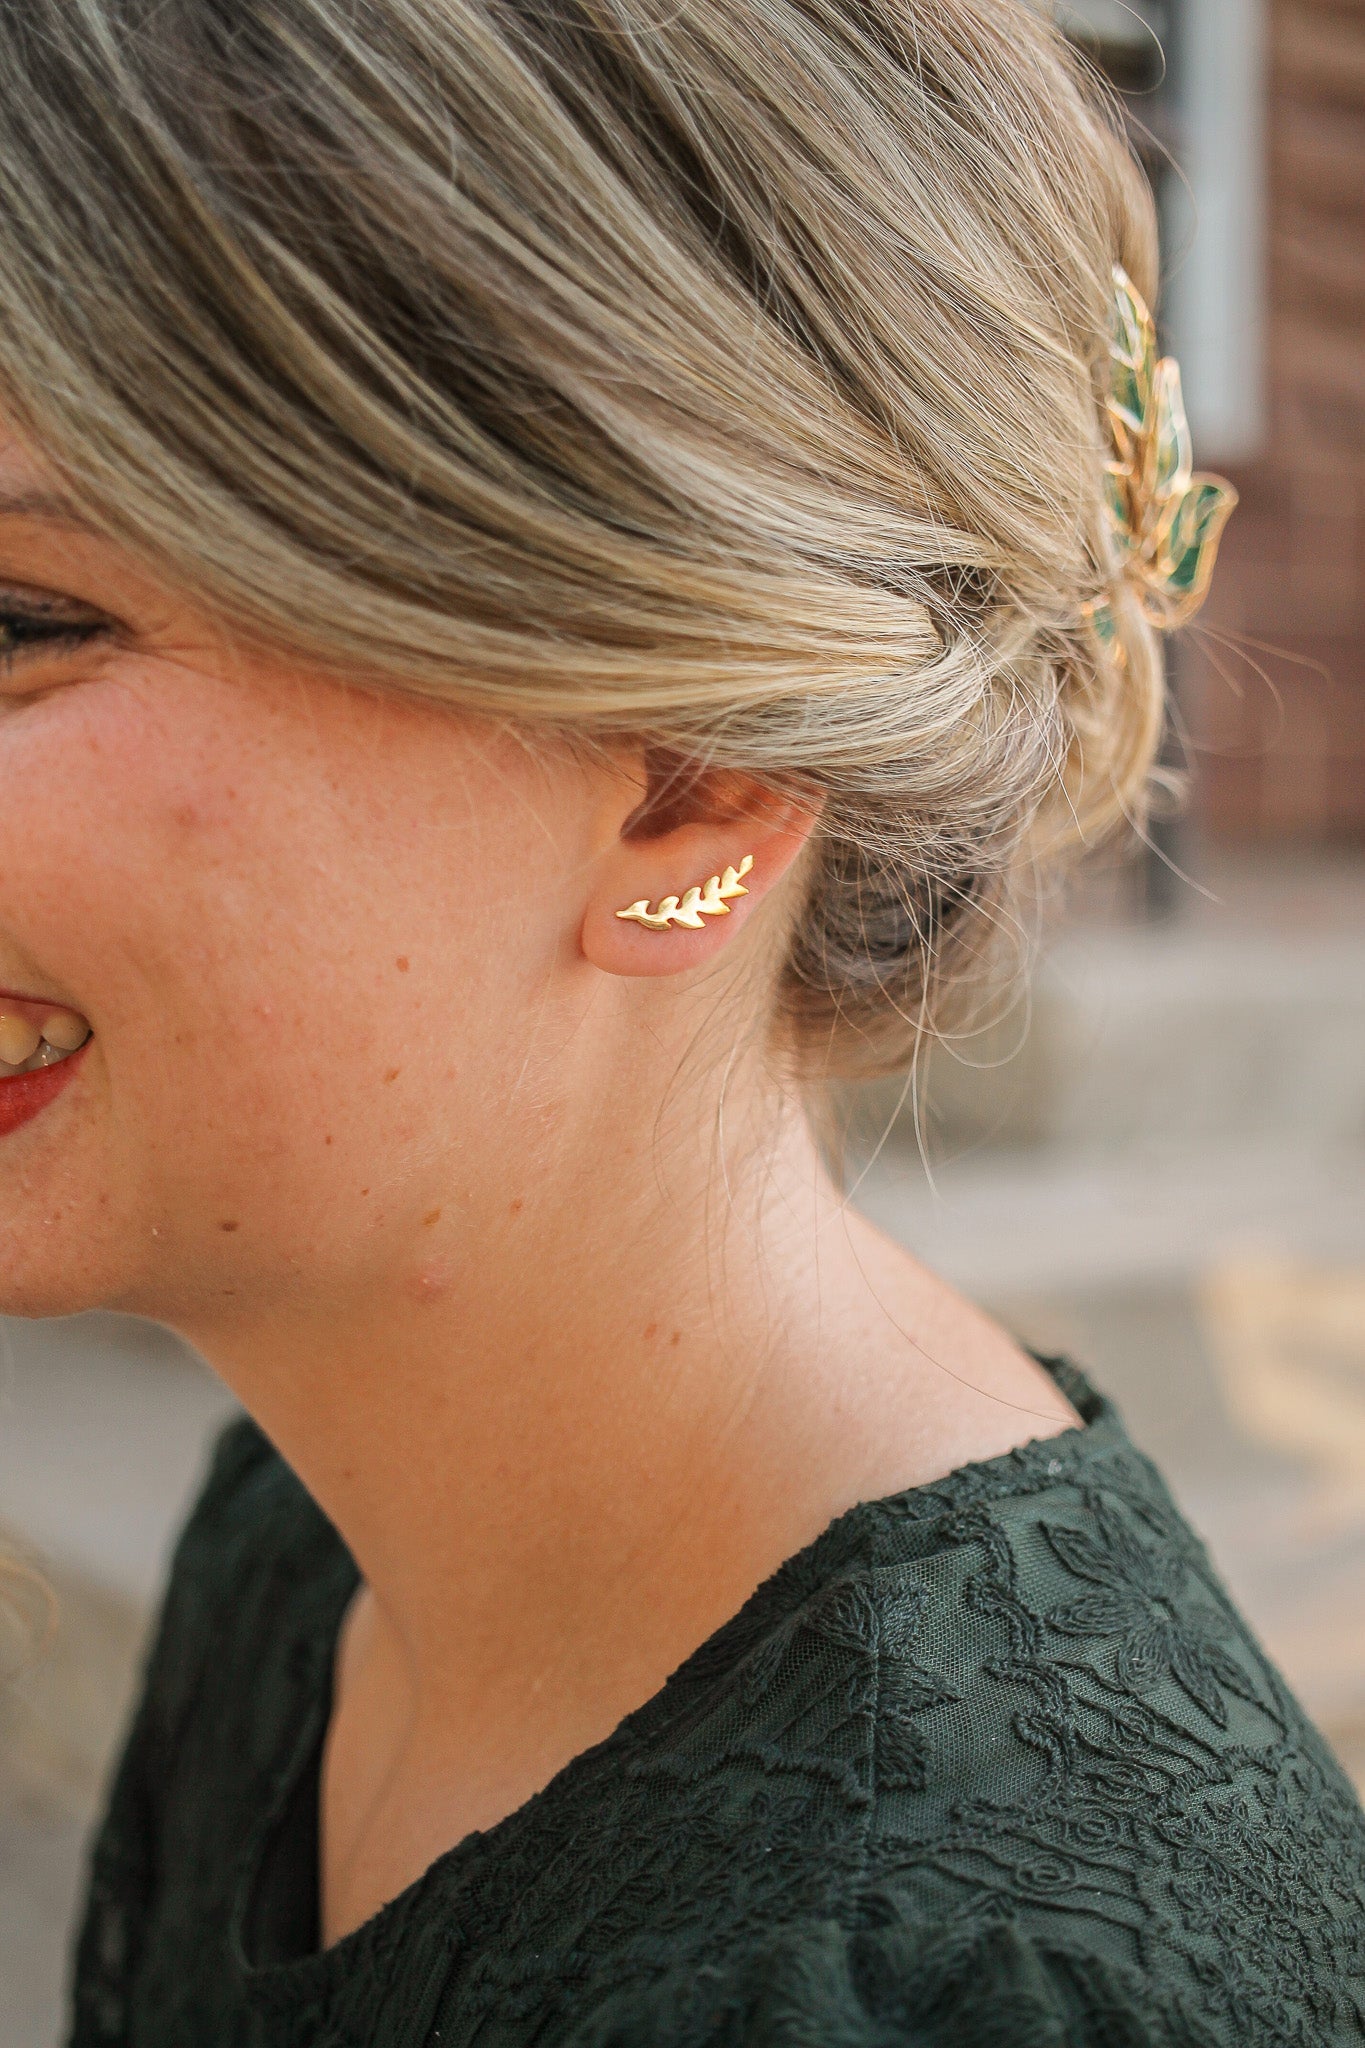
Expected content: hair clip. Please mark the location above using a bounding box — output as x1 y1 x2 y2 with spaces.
1085 265 1238 656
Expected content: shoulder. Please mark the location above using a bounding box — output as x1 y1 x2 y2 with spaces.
454 1405 1365 2048
565 1915 1205 2047
852 1439 1365 2043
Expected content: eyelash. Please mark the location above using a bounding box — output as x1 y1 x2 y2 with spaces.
0 610 108 671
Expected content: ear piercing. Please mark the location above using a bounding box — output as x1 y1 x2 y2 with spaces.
615 854 754 932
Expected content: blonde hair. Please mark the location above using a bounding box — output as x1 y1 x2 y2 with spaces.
0 0 1160 1076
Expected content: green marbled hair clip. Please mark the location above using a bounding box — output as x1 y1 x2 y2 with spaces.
1085 264 1238 657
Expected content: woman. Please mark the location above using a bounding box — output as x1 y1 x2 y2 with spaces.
0 0 1360 2041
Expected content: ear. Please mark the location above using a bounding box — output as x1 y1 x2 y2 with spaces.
581 755 822 980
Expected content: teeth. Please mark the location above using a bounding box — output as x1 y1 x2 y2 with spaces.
40 1008 90 1053
0 1003 91 1075
0 1013 42 1067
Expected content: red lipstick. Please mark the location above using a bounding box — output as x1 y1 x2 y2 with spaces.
0 1034 90 1137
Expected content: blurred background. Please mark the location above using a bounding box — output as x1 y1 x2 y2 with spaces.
3 0 1365 2040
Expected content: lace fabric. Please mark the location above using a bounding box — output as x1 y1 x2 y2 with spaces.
69 1358 1365 2046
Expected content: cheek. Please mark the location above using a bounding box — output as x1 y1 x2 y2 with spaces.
0 671 551 1282
0 680 285 1044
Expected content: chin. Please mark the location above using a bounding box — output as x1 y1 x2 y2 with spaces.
0 1217 148 1321
0 1272 118 1320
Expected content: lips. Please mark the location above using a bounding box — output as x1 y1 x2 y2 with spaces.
0 1038 91 1136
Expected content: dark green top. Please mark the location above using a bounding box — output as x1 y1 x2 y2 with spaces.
70 1358 1365 2047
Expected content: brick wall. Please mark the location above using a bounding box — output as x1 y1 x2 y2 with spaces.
1186 0 1365 840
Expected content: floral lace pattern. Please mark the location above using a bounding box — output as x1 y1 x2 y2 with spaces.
1040 1497 1256 1725
70 1360 1365 2048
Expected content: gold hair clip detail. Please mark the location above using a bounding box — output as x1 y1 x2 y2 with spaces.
615 854 754 931
1086 265 1238 656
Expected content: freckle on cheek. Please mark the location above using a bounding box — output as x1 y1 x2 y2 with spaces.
218 1220 240 1233
396 956 410 973
508 1197 524 1217
384 1068 400 1084
422 1208 442 1227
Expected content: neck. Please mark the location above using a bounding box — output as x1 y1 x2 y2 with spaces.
178 1069 884 1705
170 1036 1076 1941
177 1038 1073 1711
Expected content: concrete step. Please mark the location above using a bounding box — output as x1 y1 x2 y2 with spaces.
852 1136 1365 1297
859 919 1365 1157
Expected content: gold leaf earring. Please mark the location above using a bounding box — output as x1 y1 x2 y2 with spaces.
615 854 754 931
